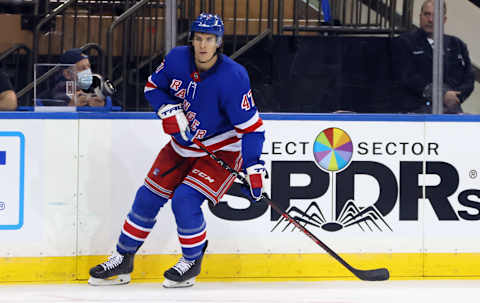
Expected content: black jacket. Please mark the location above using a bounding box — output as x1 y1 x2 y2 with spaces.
394 29 474 113
0 70 13 93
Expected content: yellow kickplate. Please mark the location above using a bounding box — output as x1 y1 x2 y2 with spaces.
1 253 480 283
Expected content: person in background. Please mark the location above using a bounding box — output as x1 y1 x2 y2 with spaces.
394 0 474 113
50 48 105 107
0 69 17 110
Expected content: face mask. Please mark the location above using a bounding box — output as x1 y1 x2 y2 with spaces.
77 68 93 90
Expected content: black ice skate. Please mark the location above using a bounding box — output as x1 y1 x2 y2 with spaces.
88 253 134 286
163 241 208 288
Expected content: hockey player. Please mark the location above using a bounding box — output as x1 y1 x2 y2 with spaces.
88 13 266 288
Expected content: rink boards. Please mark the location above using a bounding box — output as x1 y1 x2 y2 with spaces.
1 112 480 282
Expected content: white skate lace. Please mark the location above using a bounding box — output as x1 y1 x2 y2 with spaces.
172 257 195 275
100 254 124 271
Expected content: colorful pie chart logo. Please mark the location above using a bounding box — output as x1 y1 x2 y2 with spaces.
313 128 353 172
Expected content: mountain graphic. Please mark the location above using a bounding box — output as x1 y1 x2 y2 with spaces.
270 202 326 232
271 199 392 232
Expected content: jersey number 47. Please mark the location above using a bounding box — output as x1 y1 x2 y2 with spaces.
241 89 255 111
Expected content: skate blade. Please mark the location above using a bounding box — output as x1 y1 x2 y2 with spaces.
162 277 195 288
88 274 131 286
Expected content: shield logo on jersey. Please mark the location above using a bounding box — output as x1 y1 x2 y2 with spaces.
190 71 201 82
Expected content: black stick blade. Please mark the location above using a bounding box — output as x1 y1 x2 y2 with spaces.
353 268 390 281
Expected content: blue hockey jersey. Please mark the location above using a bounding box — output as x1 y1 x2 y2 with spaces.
144 46 264 163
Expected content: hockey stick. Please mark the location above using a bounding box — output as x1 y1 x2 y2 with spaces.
192 138 389 281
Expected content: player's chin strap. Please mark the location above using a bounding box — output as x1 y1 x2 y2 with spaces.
197 52 218 65
192 138 390 282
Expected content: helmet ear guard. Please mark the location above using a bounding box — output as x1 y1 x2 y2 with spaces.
216 36 222 47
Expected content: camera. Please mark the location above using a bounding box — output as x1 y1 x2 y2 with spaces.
90 73 115 100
